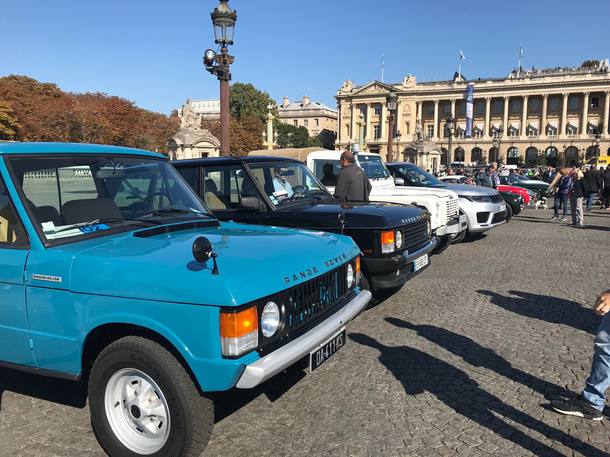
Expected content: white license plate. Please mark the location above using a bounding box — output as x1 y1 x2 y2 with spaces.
413 254 429 272
310 327 346 372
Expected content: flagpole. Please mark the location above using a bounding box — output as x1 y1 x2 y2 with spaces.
381 53 384 83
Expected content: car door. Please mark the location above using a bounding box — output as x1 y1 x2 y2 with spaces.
0 172 36 367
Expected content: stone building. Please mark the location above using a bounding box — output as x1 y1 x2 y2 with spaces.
189 99 221 121
336 60 610 169
277 96 338 149
168 99 220 160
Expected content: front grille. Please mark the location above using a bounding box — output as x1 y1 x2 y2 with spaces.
492 211 507 224
399 219 430 254
476 212 490 223
446 197 459 218
490 194 504 203
258 262 353 355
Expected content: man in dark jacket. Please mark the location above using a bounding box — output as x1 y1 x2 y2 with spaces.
601 167 610 209
583 167 603 211
334 151 372 202
543 166 556 183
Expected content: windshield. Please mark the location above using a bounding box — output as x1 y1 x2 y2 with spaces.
389 164 442 187
246 162 330 206
8 155 211 244
357 154 391 179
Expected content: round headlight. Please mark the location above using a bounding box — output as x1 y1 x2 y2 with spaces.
261 301 281 338
346 263 355 288
395 230 403 249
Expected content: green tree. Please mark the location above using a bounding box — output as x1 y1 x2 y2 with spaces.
580 60 599 68
276 123 321 148
0 101 20 140
230 82 276 123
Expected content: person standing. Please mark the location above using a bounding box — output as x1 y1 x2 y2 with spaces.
602 167 610 209
334 150 372 202
569 168 586 226
475 166 494 188
543 165 556 184
583 166 602 211
552 289 610 420
551 172 572 221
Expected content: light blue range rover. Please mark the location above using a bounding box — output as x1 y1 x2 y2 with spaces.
0 142 370 456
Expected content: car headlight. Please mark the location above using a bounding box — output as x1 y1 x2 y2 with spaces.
427 221 431 236
380 230 396 254
261 301 281 338
395 230 403 250
459 195 492 202
347 263 355 288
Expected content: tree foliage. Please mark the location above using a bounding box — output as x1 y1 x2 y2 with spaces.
229 82 276 123
0 75 178 152
276 123 321 148
580 60 599 68
202 112 265 155
0 101 20 140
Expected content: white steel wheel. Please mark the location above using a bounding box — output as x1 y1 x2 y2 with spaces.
104 368 171 455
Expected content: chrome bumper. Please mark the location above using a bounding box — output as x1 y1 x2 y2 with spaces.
235 289 372 389
434 214 468 236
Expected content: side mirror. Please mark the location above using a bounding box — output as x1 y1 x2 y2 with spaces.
240 196 265 211
394 177 405 186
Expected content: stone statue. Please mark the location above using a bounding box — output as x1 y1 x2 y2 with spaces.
414 120 424 143
178 99 201 130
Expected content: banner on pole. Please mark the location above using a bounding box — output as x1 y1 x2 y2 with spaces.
465 82 474 138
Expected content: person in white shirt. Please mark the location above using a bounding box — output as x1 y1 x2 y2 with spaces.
272 168 293 197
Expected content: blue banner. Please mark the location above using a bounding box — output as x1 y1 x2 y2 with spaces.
465 82 474 138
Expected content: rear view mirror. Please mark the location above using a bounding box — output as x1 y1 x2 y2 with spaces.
240 196 265 211
394 177 405 186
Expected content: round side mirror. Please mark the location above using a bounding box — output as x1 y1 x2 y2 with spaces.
192 236 213 263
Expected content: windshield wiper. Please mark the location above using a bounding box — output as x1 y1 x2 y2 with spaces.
140 206 213 218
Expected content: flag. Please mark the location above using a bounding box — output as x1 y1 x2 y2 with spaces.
381 53 385 82
459 50 465 60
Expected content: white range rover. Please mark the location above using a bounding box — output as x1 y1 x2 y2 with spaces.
249 148 466 251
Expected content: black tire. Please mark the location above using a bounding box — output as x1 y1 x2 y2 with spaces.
505 202 513 222
88 336 213 457
449 228 467 244
359 275 401 309
431 235 450 254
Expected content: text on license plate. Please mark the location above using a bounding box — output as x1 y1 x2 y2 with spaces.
413 254 429 272
310 328 346 372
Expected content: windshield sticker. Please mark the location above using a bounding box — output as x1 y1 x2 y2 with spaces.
272 190 289 202
269 195 278 204
78 223 110 233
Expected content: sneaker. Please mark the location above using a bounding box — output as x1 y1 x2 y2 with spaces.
561 217 567 222
551 216 558 220
551 396 603 420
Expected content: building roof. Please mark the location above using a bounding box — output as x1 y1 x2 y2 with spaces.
0 142 163 157
278 99 337 115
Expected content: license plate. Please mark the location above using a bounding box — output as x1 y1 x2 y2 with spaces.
413 254 429 272
310 328 346 372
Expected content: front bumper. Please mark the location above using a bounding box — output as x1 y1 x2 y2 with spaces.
362 237 438 291
434 214 468 236
459 198 507 233
235 288 371 388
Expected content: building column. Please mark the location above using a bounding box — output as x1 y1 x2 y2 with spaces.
560 93 568 136
433 100 439 140
540 94 548 138
602 92 610 135
581 92 589 137
350 102 356 144
417 101 423 126
365 103 373 141
484 97 491 138
521 95 528 138
381 102 387 143
503 96 509 134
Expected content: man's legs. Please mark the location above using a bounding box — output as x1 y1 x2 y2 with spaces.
576 197 584 224
570 195 578 224
561 195 569 218
582 314 610 411
553 195 560 218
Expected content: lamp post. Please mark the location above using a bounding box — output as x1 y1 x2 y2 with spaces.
445 114 455 167
203 0 237 156
357 113 366 151
386 91 398 162
594 132 602 159
491 125 504 164
395 130 401 162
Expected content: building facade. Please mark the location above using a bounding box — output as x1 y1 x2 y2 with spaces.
188 99 221 121
336 62 610 169
277 96 338 148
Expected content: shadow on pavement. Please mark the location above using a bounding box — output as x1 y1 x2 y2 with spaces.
575 224 610 232
349 332 607 457
0 367 88 412
386 317 570 401
479 289 599 334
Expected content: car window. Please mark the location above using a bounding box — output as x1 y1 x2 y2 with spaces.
176 167 198 192
0 176 28 248
390 165 441 186
201 166 259 211
357 155 390 179
312 159 341 186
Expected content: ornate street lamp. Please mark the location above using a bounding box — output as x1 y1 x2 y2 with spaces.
386 91 398 162
203 0 237 156
491 125 503 164
445 114 455 167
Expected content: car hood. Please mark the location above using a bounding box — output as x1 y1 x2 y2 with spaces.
278 200 427 230
519 179 547 185
26 221 360 307
370 182 457 199
433 183 499 197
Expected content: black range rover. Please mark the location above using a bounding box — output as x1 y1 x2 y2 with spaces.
173 156 437 299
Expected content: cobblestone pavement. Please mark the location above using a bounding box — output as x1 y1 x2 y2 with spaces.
1 208 610 456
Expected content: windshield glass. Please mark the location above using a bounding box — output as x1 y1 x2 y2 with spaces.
389 164 442 186
357 154 391 179
246 162 329 206
8 155 211 244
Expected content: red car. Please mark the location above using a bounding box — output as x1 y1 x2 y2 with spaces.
496 184 534 205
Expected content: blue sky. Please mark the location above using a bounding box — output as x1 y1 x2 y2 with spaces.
1 0 609 115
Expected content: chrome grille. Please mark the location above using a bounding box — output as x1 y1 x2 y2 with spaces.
446 197 459 217
399 219 430 254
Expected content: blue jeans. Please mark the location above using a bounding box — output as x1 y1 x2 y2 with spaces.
586 192 597 210
553 195 568 217
582 313 610 411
